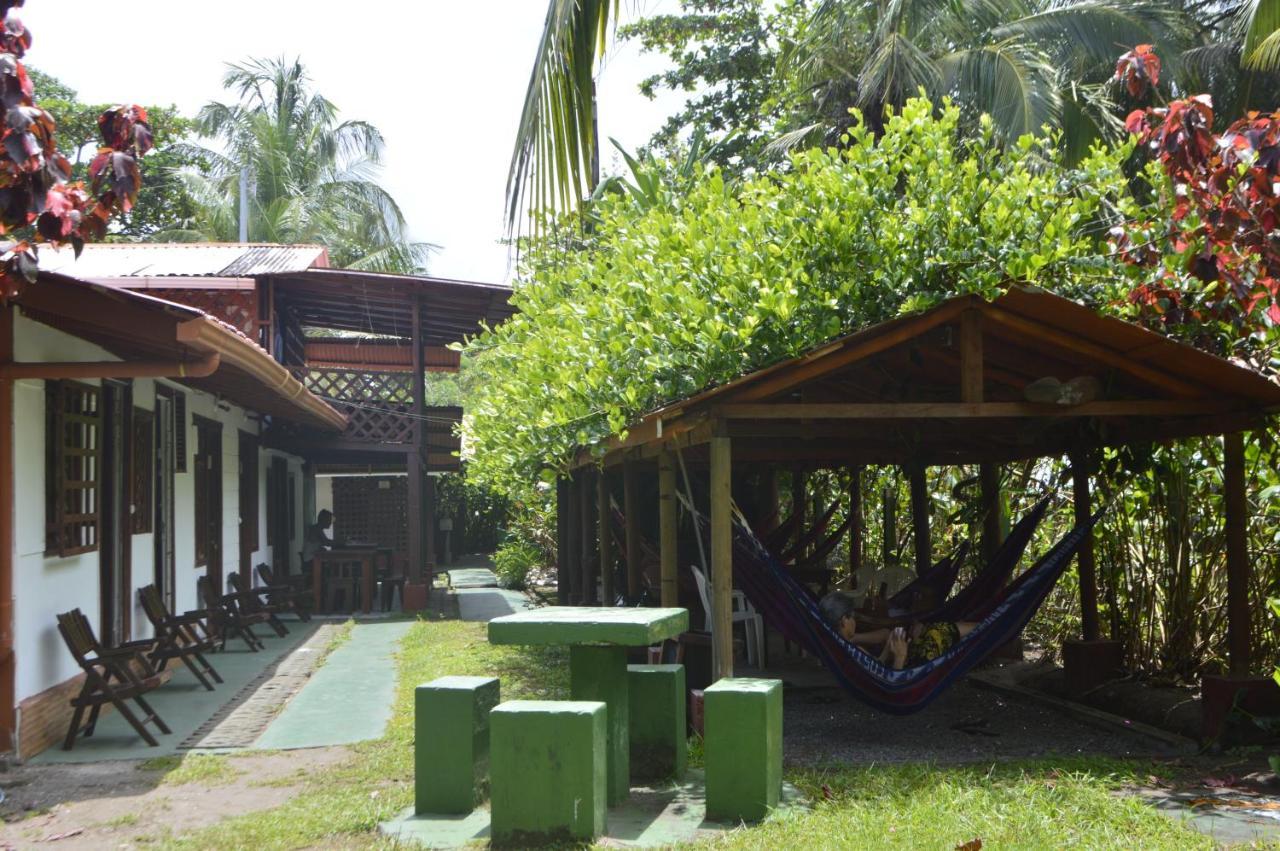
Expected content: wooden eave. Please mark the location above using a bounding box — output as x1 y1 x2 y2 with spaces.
571 287 1280 470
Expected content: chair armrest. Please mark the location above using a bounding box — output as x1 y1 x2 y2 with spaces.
177 609 211 622
98 642 152 659
117 638 158 652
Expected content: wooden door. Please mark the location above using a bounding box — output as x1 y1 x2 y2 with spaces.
238 432 259 586
98 381 131 646
267 456 290 575
153 393 177 611
194 417 223 593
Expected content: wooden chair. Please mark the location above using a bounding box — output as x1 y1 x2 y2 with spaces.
56 609 172 749
255 563 312 621
137 585 223 691
197 575 268 652
228 572 290 637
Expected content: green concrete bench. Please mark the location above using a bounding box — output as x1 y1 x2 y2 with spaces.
414 676 500 815
490 700 607 845
627 664 686 781
704 678 782 823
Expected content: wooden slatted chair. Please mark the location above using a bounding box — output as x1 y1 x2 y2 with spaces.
56 609 172 750
197 575 268 652
227 572 290 637
137 585 223 691
254 563 312 621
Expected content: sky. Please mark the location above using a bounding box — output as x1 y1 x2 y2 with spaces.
21 1 687 284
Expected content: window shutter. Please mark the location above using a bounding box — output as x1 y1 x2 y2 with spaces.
131 409 154 534
45 380 101 556
172 391 187 473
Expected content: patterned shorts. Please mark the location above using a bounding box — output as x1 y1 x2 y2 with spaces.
906 621 960 667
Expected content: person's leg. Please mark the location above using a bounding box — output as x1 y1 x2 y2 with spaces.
955 621 978 638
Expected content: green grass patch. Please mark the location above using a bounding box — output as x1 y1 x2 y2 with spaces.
156 619 1208 850
139 753 241 787
99 812 140 828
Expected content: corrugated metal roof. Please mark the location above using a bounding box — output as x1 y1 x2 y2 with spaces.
39 243 328 278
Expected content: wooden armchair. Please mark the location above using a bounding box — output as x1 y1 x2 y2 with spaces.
197 575 269 652
255 563 312 621
137 585 223 691
227 573 290 637
56 609 172 750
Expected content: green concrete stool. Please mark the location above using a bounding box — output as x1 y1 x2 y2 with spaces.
414 676 500 815
490 700 607 845
627 663 687 781
704 678 782 823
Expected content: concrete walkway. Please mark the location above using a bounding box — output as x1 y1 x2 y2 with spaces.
445 561 537 623
254 619 414 750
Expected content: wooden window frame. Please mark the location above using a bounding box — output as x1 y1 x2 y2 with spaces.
156 385 187 474
45 380 102 557
131 408 154 534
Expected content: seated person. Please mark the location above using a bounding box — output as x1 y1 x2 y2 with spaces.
818 590 977 669
301 509 335 562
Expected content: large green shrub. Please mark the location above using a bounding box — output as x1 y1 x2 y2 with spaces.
464 97 1135 500
491 538 546 590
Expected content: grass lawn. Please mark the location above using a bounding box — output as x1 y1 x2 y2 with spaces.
159 617 1215 850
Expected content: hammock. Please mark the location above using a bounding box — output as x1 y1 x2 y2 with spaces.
884 540 970 613
685 496 1097 714
778 498 842 563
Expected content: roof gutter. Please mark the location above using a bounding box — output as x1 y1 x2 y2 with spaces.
175 316 346 431
0 352 220 380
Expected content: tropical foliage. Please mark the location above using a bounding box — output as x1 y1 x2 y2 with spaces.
468 98 1135 498
175 57 430 273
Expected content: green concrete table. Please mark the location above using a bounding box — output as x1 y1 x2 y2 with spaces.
488 607 689 806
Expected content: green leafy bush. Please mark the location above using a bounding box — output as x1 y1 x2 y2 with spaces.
492 538 545 590
463 97 1136 500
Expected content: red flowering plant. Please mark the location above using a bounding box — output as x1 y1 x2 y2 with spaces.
0 0 151 299
1112 46 1280 369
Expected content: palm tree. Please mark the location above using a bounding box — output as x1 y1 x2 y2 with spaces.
780 1 1189 158
505 0 620 231
170 57 433 273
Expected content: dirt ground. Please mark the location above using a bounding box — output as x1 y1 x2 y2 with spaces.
0 746 350 850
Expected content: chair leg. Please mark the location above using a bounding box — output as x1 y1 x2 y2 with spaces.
238 623 264 651
110 698 160 746
178 652 216 691
267 613 289 637
62 704 86 750
85 702 103 737
132 693 172 735
192 650 223 684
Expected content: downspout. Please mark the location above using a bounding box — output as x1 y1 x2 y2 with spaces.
0 352 220 380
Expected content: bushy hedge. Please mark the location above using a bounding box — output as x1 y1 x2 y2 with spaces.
464 98 1137 499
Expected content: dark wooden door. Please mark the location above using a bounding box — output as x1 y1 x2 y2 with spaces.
194 417 223 593
238 432 259 586
153 393 177 611
99 381 131 646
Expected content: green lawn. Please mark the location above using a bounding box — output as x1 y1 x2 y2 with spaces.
160 618 1214 850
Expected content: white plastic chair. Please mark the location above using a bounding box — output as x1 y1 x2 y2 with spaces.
690 564 764 667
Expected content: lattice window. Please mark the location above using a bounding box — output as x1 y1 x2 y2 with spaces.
304 370 414 403
131 409 154 534
45 381 101 557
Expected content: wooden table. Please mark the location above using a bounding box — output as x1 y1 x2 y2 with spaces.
488 606 689 806
311 546 380 614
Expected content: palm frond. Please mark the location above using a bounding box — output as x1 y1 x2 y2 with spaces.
939 39 1061 139
1239 0 1280 70
995 1 1190 76
505 0 620 233
857 32 943 110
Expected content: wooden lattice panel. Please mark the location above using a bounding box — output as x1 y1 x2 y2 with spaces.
146 288 258 339
304 370 413 403
332 476 408 559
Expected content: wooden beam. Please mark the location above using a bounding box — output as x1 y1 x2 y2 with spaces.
598 469 614 604
883 482 897 567
909 467 931 575
1071 453 1100 642
1224 432 1251 677
791 468 807 563
960 308 984 403
0 305 14 750
623 459 642 601
580 469 596 604
558 477 574 604
710 436 734 680
847 466 863 588
717 400 1240 420
658 450 678 608
983 304 1203 399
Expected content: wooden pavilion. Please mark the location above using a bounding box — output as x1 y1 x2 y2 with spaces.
559 286 1280 736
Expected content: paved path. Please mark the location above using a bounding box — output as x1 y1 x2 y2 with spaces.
254 620 414 750
445 563 537 622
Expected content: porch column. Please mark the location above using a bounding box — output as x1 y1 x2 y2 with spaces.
882 480 897 566
624 459 642 602
909 467 930 575
0 306 14 750
407 292 428 583
1224 432 1251 677
580 468 596 604
710 435 733 680
658 450 678 607
407 451 425 582
598 469 614 604
980 464 1002 565
790 468 806 563
846 466 863 589
1070 452 1100 642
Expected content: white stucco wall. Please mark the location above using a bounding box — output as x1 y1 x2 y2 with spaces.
11 311 306 705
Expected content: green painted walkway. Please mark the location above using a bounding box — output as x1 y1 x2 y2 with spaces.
34 625 315 764
254 620 414 750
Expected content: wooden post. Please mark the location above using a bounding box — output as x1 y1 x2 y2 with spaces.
624 459 642 601
598 469 614 605
405 292 428 584
580 469 596 604
556 478 570 604
791 468 806 562
882 481 897 566
909 467 931 575
1071 453 1100 642
564 477 581 604
980 464 1002 564
1224 432 1251 677
710 436 734 680
846 466 863 588
0 306 14 750
658 450 678 607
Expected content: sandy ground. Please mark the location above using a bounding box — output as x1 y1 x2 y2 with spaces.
0 746 350 850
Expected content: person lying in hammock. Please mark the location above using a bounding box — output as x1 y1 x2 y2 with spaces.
818 591 978 669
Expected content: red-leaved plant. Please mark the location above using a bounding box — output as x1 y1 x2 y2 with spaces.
0 0 152 298
1113 47 1280 356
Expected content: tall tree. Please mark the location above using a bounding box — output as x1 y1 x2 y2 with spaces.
180 57 431 273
